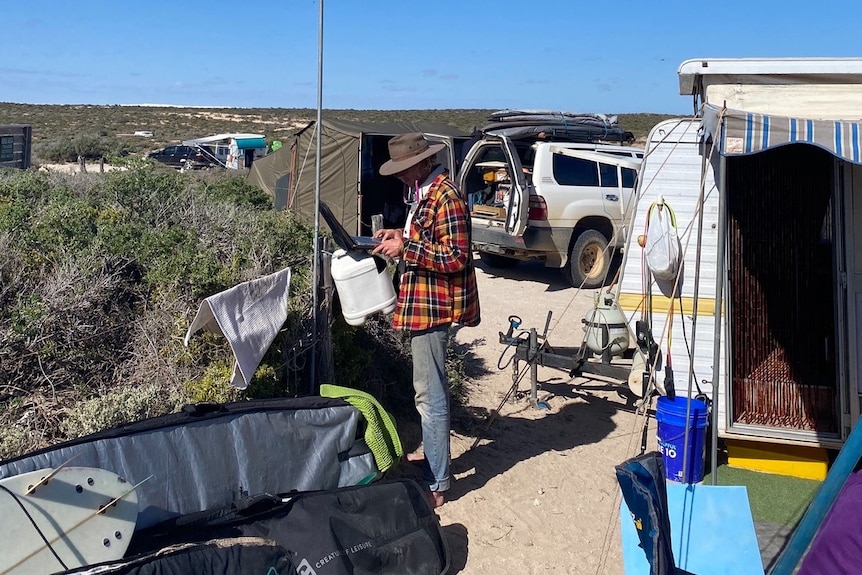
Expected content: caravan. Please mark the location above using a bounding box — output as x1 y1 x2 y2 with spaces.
183 133 268 170
617 58 862 450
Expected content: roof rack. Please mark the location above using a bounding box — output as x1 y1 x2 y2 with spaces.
482 110 633 144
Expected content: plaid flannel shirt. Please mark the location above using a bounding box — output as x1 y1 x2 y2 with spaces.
393 173 481 331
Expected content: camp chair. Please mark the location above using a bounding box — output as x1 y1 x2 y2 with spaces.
616 452 763 575
616 452 696 575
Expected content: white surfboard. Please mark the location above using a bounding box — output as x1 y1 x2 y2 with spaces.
0 466 139 575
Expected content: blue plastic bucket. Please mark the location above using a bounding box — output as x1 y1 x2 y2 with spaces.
655 396 709 483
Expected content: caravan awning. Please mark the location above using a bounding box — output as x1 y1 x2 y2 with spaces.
702 103 862 164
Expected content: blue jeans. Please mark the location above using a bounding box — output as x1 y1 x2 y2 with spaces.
410 324 451 492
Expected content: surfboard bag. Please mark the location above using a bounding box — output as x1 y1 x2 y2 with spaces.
0 397 378 529
59 537 299 575
123 478 449 575
615 452 695 575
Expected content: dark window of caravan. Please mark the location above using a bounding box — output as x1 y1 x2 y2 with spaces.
0 136 12 162
552 155 598 186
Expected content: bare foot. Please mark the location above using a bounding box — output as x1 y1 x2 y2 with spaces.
426 490 445 509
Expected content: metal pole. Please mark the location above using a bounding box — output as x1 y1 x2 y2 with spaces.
681 144 709 482
710 153 727 483
530 328 539 407
310 0 324 394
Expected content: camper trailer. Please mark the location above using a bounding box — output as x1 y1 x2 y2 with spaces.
183 133 268 170
617 58 862 450
0 124 32 169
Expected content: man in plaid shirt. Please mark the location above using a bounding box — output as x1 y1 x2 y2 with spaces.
373 133 481 508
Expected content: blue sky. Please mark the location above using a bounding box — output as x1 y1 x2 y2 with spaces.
3 1 861 114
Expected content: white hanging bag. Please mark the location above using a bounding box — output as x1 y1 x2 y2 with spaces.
644 199 681 281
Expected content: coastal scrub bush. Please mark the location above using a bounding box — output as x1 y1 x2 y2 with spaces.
36 133 129 163
184 362 282 404
60 383 188 439
0 162 469 460
0 165 318 455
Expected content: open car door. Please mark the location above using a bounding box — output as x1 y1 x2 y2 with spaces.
458 134 530 236
424 133 459 179
501 136 530 236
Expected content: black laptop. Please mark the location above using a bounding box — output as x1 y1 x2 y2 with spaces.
319 201 381 252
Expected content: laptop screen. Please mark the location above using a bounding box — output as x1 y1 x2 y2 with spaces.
319 201 380 252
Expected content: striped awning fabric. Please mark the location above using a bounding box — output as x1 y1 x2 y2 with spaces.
702 103 862 164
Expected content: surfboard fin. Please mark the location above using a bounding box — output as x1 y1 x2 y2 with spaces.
24 453 83 495
98 474 153 515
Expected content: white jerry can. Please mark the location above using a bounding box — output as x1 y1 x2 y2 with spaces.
330 249 397 326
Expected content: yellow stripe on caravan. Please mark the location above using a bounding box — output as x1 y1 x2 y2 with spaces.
617 292 719 317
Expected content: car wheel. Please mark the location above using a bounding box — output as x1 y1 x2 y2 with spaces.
563 230 610 288
478 251 520 269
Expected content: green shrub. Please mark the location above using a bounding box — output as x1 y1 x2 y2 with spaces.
8 293 47 337
204 176 271 209
0 170 64 239
29 192 99 257
36 133 129 163
184 362 284 404
185 362 242 404
0 426 31 462
242 364 284 399
60 383 188 439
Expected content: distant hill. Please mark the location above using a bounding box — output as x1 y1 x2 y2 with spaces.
0 103 679 161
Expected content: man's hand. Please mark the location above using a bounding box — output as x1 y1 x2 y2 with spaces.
373 228 403 241
373 236 404 259
372 228 404 259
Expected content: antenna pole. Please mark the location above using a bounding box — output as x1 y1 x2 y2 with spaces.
310 0 324 395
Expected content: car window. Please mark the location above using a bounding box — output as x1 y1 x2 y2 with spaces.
463 144 509 198
516 144 536 170
552 155 598 187
598 163 638 188
599 162 618 188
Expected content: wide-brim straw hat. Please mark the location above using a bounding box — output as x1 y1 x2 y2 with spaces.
379 133 445 176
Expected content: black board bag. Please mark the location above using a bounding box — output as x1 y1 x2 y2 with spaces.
58 537 299 575
120 478 449 575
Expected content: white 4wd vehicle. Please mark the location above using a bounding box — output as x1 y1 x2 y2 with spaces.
459 113 642 288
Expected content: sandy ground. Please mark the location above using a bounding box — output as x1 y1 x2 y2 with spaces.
39 162 127 174
397 258 651 574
